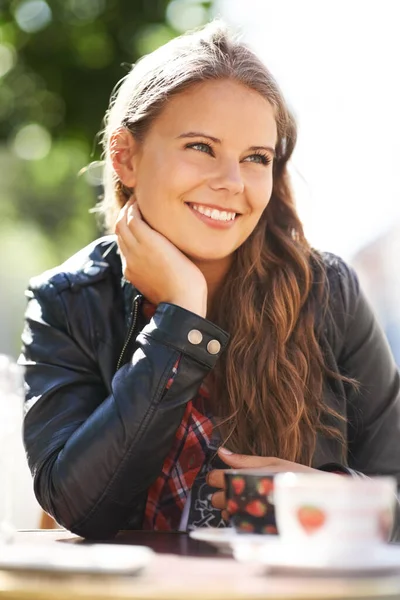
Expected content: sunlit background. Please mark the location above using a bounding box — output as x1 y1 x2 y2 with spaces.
1 0 399 527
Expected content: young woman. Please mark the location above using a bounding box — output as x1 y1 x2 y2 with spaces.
20 22 400 539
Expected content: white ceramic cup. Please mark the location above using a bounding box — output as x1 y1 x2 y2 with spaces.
274 472 397 548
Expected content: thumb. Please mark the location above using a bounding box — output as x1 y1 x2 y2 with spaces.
127 199 142 221
217 447 268 468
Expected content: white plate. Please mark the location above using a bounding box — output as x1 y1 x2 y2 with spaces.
233 539 400 576
0 542 154 576
189 527 276 554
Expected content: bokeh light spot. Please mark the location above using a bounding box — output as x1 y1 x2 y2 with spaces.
13 124 51 160
166 1 208 32
135 24 175 56
81 160 104 187
0 44 16 78
14 0 52 34
66 0 106 22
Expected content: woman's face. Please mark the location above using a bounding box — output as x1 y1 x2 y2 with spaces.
130 79 277 262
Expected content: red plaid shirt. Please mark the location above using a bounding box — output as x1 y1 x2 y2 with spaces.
141 300 214 531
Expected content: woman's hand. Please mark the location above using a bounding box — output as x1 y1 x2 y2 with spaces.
208 448 322 521
115 200 208 317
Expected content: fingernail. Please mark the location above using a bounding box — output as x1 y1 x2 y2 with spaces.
219 447 233 455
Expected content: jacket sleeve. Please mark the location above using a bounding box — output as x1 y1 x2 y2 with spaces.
335 259 400 538
20 280 229 539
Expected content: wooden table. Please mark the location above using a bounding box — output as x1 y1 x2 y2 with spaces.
0 530 400 600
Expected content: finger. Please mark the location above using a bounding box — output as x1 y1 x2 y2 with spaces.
221 510 229 522
126 199 142 222
206 469 226 489
114 201 129 234
115 210 138 251
116 236 132 263
126 201 155 244
211 490 226 510
117 236 137 283
217 448 280 469
128 200 175 250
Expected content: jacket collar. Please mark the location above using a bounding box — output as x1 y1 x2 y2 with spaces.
121 277 141 326
98 237 141 326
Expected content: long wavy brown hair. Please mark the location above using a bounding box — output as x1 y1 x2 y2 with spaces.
100 21 348 466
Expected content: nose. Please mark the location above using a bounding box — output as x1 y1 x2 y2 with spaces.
209 159 244 195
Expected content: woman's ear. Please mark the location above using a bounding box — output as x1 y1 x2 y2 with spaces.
110 127 139 188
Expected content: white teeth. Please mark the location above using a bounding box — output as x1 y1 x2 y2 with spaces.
191 204 236 222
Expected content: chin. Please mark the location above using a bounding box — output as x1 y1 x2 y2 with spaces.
183 246 235 263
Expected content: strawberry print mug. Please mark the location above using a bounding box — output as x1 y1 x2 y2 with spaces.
274 473 397 547
224 469 280 534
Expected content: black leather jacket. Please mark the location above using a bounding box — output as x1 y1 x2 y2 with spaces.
20 236 400 539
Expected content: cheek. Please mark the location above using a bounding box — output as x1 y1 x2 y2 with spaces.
133 168 186 234
134 157 171 215
133 179 165 234
247 173 273 217
136 153 200 203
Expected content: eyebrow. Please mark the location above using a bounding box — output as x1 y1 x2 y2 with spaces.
176 131 276 156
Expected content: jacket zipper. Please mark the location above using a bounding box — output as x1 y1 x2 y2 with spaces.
116 294 141 371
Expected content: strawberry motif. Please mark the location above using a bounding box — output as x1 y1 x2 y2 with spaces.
263 525 278 535
297 505 326 534
227 499 239 515
257 478 273 496
231 476 245 496
239 521 254 533
246 499 267 517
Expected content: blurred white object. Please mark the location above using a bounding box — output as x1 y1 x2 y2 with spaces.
0 355 23 542
274 473 397 547
232 536 400 576
0 542 154 576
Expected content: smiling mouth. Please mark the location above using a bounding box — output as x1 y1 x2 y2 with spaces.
186 203 238 222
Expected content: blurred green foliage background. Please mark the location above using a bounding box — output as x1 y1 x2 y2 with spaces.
0 0 213 356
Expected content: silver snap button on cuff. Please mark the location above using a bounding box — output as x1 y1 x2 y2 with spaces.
84 264 101 276
188 329 203 345
207 339 221 355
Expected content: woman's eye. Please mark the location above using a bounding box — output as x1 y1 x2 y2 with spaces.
244 153 272 166
186 142 214 156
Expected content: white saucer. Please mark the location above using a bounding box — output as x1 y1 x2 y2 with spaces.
189 527 275 554
233 540 400 576
0 542 154 576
